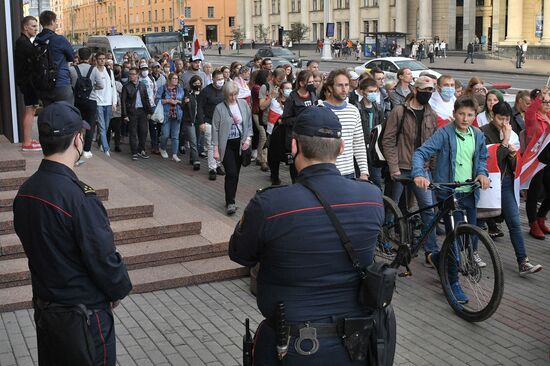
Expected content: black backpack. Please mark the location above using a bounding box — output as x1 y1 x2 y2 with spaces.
369 105 406 168
32 38 57 91
73 65 95 101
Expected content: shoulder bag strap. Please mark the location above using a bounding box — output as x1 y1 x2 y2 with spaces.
299 179 366 279
85 65 94 79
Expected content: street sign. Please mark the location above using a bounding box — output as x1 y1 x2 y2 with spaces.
179 19 185 27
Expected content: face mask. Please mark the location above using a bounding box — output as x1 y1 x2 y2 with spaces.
141 70 149 77
440 87 456 102
366 92 378 103
193 85 201 91
283 89 292 98
215 80 225 88
306 84 316 93
416 91 432 105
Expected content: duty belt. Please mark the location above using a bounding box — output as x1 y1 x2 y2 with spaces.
267 318 345 356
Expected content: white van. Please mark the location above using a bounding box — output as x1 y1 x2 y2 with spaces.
86 35 151 64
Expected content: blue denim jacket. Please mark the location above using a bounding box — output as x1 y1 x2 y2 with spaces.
35 29 74 87
411 123 489 202
155 85 185 121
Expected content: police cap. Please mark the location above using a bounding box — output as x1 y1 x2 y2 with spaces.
293 106 342 139
38 101 90 137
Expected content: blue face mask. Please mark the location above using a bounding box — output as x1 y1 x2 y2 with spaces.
367 92 378 102
283 89 292 98
440 86 456 101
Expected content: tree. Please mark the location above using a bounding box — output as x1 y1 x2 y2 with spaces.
231 27 245 54
257 25 270 45
287 23 310 56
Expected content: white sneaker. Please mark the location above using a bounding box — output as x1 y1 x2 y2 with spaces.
172 154 181 162
159 148 168 159
104 150 111 157
82 151 93 159
473 252 487 268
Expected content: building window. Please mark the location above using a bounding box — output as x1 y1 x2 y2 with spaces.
392 18 396 31
336 0 342 8
373 0 378 5
147 27 152 32
373 20 378 32
142 12 144 22
148 11 151 22
298 0 301 11
271 0 277 14
154 10 157 21
208 6 214 18
337 22 342 39
363 21 369 34
345 21 349 38
154 26 158 31
457 0 464 5
184 7 191 17
254 0 262 15
291 0 296 11
312 22 317 40
161 26 165 32
476 0 484 5
142 27 146 32
169 7 173 20
320 0 324 10
161 9 164 20
345 0 349 8
312 0 317 11
169 25 174 31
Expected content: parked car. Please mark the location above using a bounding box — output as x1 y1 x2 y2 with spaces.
354 57 441 81
255 47 303 68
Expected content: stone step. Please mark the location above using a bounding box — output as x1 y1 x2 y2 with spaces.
0 188 110 213
0 204 155 235
0 235 228 288
0 159 26 173
0 219 202 259
0 256 247 312
0 176 27 192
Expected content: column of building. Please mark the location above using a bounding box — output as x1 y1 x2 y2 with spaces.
395 0 407 34
418 0 432 40
542 0 550 44
504 0 523 44
482 10 491 49
378 0 390 32
261 0 270 38
243 0 253 39
300 0 310 38
349 0 360 40
462 0 476 49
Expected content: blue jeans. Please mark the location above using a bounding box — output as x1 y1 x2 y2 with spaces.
160 118 181 155
369 165 382 189
501 175 526 264
184 123 202 163
391 169 437 253
96 105 112 152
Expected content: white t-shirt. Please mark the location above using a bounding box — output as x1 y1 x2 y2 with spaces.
228 103 243 140
93 67 117 106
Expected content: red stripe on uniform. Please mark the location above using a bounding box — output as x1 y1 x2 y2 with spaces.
16 194 73 217
266 201 383 220
95 312 107 366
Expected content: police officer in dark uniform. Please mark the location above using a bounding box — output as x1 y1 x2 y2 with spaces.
13 101 133 366
229 106 385 365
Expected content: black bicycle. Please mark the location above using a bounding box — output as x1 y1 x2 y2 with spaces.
377 177 504 322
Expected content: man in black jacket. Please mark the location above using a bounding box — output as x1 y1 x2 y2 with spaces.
197 69 226 180
121 67 153 160
464 42 474 64
14 16 41 152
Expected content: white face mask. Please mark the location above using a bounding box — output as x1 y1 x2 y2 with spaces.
215 80 225 88
141 70 149 77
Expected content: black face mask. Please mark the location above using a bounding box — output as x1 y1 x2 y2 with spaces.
306 84 316 93
416 91 432 105
193 85 201 91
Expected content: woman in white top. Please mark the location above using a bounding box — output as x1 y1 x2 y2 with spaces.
477 89 504 127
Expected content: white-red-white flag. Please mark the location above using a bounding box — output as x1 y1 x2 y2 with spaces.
266 98 284 135
519 129 550 189
191 32 204 61
478 144 501 209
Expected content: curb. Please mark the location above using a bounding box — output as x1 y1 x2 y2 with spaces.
206 53 549 77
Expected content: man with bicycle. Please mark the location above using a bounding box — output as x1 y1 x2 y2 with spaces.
411 96 490 304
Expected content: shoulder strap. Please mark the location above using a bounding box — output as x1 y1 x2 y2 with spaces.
74 65 82 78
299 180 367 279
395 105 407 146
85 65 94 78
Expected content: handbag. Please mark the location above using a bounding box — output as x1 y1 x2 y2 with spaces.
299 180 397 309
151 87 166 124
224 102 251 167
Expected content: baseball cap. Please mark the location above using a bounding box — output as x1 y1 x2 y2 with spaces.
139 62 148 69
38 102 90 136
293 106 342 139
349 71 360 80
414 75 434 89
152 61 161 68
189 55 203 62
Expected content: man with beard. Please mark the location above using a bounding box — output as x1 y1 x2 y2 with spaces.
181 56 208 91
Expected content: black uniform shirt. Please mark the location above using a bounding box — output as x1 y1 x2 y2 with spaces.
14 33 34 87
13 160 132 308
229 163 384 323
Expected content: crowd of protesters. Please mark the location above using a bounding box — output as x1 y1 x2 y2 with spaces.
14 12 548 287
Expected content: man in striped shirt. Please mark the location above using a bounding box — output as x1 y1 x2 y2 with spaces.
320 69 370 180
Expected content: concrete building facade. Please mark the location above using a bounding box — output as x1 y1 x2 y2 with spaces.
56 0 236 45
237 0 550 57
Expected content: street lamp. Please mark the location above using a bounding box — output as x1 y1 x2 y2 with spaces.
321 0 332 60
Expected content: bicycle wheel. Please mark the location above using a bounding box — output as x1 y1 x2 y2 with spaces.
438 224 504 322
376 195 408 263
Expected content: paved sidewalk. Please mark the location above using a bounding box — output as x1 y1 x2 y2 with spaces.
1 147 549 365
203 47 550 77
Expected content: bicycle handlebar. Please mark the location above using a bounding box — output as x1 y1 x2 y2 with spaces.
391 176 481 191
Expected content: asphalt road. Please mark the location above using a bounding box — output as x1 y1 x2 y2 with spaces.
209 54 547 93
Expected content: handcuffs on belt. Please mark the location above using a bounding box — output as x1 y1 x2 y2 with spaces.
294 323 320 355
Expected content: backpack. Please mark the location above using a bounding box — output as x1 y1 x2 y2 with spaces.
369 105 406 168
73 65 95 101
32 38 57 90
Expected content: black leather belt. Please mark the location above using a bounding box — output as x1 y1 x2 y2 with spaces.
267 318 344 338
